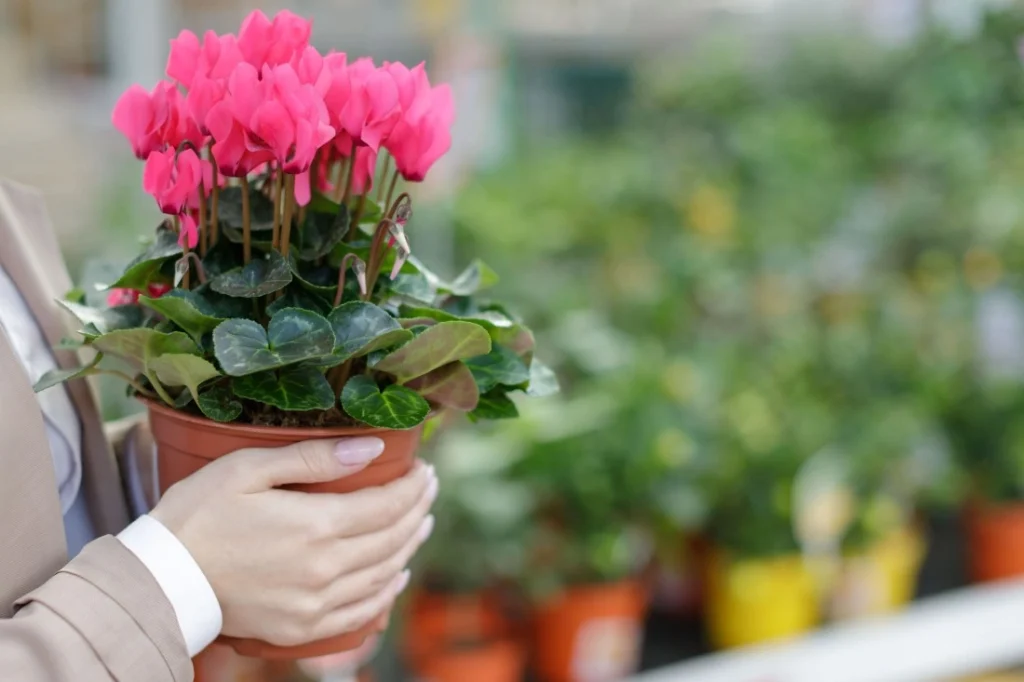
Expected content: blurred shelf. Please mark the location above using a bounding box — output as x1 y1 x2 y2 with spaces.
630 579 1024 682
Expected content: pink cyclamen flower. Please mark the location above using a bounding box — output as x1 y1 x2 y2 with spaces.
112 81 204 158
143 148 203 249
237 10 312 72
107 288 140 307
384 81 454 182
147 283 172 298
167 30 243 88
335 58 401 152
350 145 377 196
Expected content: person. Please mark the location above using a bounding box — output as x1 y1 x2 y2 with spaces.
0 178 438 681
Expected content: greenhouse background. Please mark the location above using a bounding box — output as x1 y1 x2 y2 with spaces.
6 0 1024 680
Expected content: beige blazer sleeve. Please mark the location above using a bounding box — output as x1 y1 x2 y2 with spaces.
4 537 192 682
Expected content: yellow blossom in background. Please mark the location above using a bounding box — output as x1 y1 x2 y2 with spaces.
684 184 736 244
963 247 1003 291
662 359 700 404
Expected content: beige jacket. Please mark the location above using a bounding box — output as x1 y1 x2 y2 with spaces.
0 179 192 681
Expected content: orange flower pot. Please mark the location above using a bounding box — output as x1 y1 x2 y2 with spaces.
966 502 1024 583
147 399 423 660
415 639 525 682
531 581 647 682
402 589 511 670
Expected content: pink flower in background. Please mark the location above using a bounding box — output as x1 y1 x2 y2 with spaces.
238 9 311 71
178 212 199 250
143 147 203 217
113 81 204 157
147 283 172 298
336 58 401 152
350 145 377 195
292 46 332 96
167 30 243 88
385 81 454 182
107 288 140 307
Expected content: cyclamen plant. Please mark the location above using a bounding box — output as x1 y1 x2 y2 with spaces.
39 10 555 430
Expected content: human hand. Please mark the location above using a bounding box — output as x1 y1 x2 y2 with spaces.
150 437 437 646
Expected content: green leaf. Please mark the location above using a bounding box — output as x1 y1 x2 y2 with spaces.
328 302 413 359
148 354 221 402
33 354 102 393
92 328 197 371
139 295 224 344
464 345 530 393
64 288 87 304
267 288 332 317
211 251 292 298
373 321 492 383
289 259 339 298
232 366 335 411
308 192 342 214
341 375 430 429
189 285 252 319
297 206 349 260
443 259 499 296
217 186 275 233
469 390 519 422
406 362 480 411
399 304 518 335
108 225 181 289
197 384 243 422
213 308 335 376
57 300 144 335
524 359 560 397
387 272 436 304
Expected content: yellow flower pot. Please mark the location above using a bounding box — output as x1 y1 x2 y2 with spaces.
830 526 926 620
705 551 819 649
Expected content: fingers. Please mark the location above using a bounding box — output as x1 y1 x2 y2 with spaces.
322 513 434 609
223 437 386 491
330 471 438 574
293 460 434 537
311 570 412 642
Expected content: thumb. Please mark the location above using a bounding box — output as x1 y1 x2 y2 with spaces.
235 437 386 491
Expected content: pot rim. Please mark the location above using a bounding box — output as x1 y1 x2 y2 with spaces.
141 397 403 438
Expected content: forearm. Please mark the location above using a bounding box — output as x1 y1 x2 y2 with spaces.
2 536 192 682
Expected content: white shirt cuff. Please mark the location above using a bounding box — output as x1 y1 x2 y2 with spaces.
117 515 223 656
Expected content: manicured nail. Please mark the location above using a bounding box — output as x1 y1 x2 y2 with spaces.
393 570 411 596
417 515 435 543
426 475 439 503
334 438 385 466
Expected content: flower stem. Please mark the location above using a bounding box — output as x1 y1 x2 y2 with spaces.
209 151 220 247
240 176 252 264
333 157 348 202
145 370 175 406
176 216 191 290
280 174 297 259
347 193 367 242
101 370 158 400
376 154 392 203
384 169 401 216
182 252 208 284
329 359 354 396
341 140 358 206
272 168 284 250
197 177 209 258
364 219 396 301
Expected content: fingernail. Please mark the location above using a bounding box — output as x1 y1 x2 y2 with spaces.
417 515 435 543
334 438 385 466
426 475 439 503
394 569 411 596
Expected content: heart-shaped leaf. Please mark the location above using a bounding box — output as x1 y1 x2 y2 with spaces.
108 225 181 290
58 300 145 335
217 186 275 233
296 206 349 260
139 295 224 344
442 259 499 296
406 362 480 411
211 251 292 298
468 390 519 422
92 328 197 371
232 366 335 411
34 354 103 393
213 308 335 376
341 375 430 429
373 321 492 383
386 272 436 304
267 287 332 317
197 384 243 422
328 302 413 359
464 344 530 393
148 354 221 402
524 358 560 397
289 259 340 298
190 285 252 319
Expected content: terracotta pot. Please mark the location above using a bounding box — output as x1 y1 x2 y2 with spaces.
415 639 525 682
531 581 646 682
402 590 511 671
146 399 423 660
704 551 818 649
966 502 1024 583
